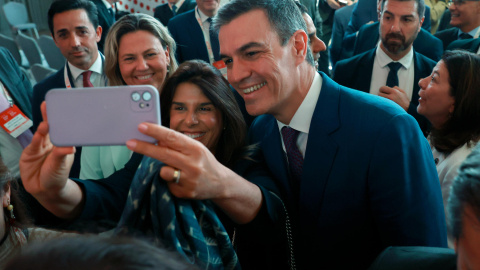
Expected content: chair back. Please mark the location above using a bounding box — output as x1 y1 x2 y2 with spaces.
38 35 65 70
16 32 43 66
30 64 56 83
0 33 22 66
2 2 30 27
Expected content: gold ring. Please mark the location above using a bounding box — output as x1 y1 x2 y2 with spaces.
173 169 181 184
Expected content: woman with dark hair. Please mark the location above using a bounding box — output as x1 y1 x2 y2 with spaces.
0 157 74 268
417 50 480 215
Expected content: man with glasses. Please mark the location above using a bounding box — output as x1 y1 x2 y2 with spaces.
434 0 480 49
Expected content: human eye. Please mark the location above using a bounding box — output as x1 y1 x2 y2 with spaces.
198 106 213 112
245 51 259 58
430 73 437 84
172 105 185 111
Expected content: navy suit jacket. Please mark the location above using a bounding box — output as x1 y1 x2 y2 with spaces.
333 49 434 134
368 246 456 270
0 48 32 120
91 0 115 53
354 22 443 61
248 73 447 269
153 0 196 26
447 37 480 52
168 9 220 64
330 3 356 67
435 27 460 51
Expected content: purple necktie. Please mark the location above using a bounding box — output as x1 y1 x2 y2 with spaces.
0 84 33 149
281 126 303 182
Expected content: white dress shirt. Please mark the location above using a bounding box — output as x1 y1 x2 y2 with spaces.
67 51 106 88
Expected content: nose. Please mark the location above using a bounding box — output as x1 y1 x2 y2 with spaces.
228 59 250 86
135 57 148 70
312 36 326 54
184 110 198 126
390 19 401 32
418 77 427 89
70 34 81 47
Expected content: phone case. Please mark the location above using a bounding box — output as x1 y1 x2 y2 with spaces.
45 85 161 146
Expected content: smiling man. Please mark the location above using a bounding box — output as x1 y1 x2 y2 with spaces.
32 0 108 178
333 0 436 134
434 0 480 49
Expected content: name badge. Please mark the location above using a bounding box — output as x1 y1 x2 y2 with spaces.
213 60 227 79
0 105 33 138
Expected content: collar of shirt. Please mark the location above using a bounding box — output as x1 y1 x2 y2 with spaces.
170 0 185 10
277 72 322 135
376 44 414 70
459 25 480 39
68 51 104 81
196 6 210 24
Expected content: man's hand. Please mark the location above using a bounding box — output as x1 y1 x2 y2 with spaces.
126 123 263 224
19 102 83 219
378 86 410 111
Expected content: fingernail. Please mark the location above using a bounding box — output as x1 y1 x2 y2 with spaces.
138 123 148 132
126 140 137 149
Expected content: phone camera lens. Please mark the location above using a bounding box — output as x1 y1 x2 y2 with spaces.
142 91 152 101
132 92 141 102
139 102 145 108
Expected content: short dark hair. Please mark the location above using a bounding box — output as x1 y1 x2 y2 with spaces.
447 144 480 240
4 235 197 270
430 50 480 154
48 0 99 36
294 1 309 14
212 0 315 66
160 60 246 168
381 0 425 19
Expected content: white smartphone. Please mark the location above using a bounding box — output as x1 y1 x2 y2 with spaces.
45 85 161 146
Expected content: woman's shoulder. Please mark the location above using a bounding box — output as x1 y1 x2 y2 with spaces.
27 227 77 242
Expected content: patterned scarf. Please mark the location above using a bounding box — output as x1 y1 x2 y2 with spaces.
116 156 240 270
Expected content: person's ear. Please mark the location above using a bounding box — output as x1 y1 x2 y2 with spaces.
2 184 11 208
292 29 308 66
96 25 103 43
418 16 424 33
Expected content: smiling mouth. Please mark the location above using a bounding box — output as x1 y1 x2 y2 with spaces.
242 82 266 94
183 132 205 139
136 74 153 80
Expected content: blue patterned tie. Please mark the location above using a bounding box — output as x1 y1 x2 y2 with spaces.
386 62 402 88
281 126 303 182
459 33 472 40
171 5 177 16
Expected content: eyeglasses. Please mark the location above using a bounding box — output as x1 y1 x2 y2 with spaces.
448 0 479 7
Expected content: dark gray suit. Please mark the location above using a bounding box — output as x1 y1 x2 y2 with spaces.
447 37 480 52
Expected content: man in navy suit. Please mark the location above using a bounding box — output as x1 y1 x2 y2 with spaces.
20 0 447 268
447 37 480 52
354 21 443 61
434 0 480 49
32 0 107 178
153 0 196 26
167 0 220 64
0 48 33 177
90 0 117 53
334 0 435 134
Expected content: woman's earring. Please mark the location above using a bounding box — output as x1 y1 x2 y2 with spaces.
6 199 15 220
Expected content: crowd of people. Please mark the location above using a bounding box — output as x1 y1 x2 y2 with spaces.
0 0 479 269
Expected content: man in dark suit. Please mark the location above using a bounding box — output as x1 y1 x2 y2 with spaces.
354 21 443 61
91 0 117 53
32 0 107 178
368 246 456 270
434 0 480 49
334 0 435 134
330 2 356 68
447 37 480 52
0 48 33 177
153 0 196 26
19 0 447 268
167 0 220 64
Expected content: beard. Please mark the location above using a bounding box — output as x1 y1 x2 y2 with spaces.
381 31 417 54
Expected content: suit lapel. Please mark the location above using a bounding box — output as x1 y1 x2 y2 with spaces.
187 11 210 62
299 73 339 223
355 50 375 92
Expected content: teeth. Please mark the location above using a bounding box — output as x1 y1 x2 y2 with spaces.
137 75 152 80
184 133 204 139
242 82 266 94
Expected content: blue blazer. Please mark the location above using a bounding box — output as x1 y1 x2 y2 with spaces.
167 9 220 64
91 0 115 53
333 49 435 134
0 48 32 119
354 22 443 61
248 73 447 269
153 0 196 26
447 37 480 52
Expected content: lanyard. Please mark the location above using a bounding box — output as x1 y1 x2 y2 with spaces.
63 53 106 88
195 7 215 64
